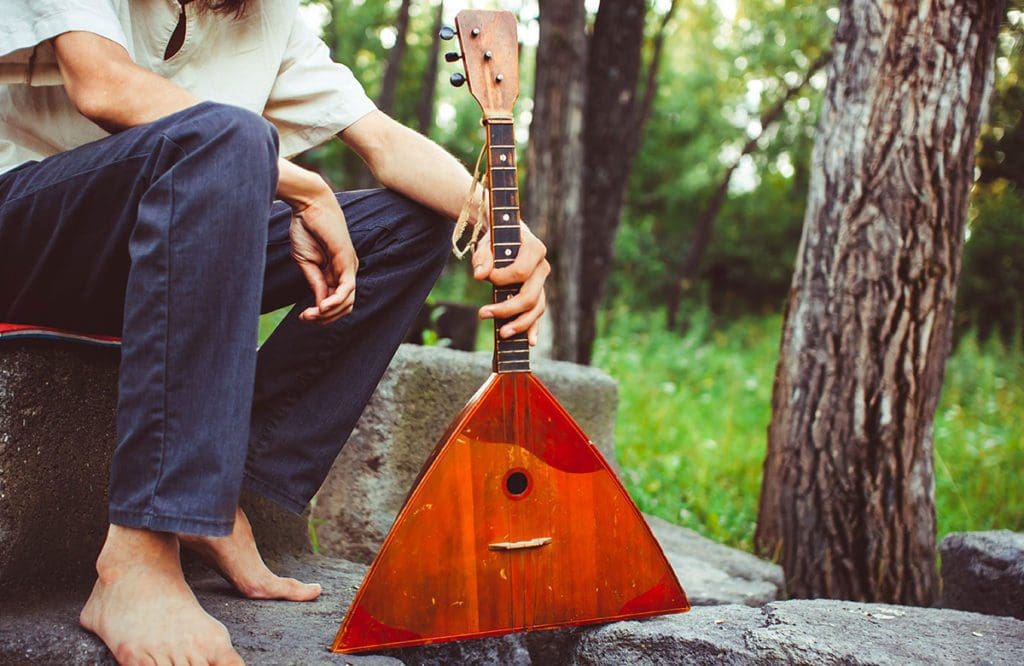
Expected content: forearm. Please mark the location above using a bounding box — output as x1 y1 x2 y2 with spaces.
54 33 199 132
340 111 487 226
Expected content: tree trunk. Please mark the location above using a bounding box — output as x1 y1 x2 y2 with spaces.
415 1 445 135
524 0 587 360
577 0 648 364
378 0 413 116
755 0 1005 605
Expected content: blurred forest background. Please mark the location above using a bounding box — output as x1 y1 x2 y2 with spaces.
272 0 1024 553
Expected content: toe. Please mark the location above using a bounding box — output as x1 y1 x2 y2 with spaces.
254 575 320 601
285 578 321 601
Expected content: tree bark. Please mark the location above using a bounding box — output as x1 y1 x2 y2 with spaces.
577 0 648 364
755 0 1005 605
524 0 587 360
415 1 445 135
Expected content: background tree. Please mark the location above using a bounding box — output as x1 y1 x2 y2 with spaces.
275 1 1024 558
755 0 1007 604
524 0 587 359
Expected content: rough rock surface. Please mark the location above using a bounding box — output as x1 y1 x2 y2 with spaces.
312 344 619 564
0 342 119 593
572 600 1024 665
5 560 1023 665
0 341 309 591
940 530 1024 619
645 514 783 606
0 553 537 665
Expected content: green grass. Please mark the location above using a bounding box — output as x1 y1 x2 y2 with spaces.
592 306 1024 552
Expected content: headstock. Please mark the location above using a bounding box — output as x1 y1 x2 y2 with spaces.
441 10 519 119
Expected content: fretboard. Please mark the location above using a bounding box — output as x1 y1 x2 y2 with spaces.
486 120 530 374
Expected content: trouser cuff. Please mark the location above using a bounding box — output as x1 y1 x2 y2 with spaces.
108 507 234 537
242 472 309 515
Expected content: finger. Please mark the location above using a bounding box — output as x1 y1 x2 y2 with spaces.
479 262 549 320
528 318 540 346
317 302 355 326
309 293 352 323
298 262 330 313
321 279 354 314
307 281 355 323
498 289 546 339
471 229 493 280
490 227 546 286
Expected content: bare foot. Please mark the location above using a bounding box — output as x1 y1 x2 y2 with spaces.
80 525 244 666
180 506 321 602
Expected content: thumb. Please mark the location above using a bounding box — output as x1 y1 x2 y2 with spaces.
472 234 493 280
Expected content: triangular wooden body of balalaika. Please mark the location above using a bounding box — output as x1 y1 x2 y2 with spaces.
332 371 689 653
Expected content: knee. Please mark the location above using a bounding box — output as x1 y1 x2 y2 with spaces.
161 102 279 188
374 189 452 260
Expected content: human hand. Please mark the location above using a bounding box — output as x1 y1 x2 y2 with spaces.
289 192 359 325
472 221 550 345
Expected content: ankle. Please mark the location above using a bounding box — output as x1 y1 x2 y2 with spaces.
96 524 180 581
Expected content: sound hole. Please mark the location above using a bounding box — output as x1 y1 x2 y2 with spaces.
505 471 529 496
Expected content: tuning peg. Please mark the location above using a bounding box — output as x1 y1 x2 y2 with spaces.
439 25 457 41
450 72 466 87
445 51 462 63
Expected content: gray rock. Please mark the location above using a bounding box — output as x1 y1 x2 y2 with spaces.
572 600 1024 665
0 553 539 665
940 530 1024 620
645 514 783 606
0 341 310 592
311 344 619 564
0 342 120 593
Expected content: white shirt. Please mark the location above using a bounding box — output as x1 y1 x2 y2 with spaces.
0 0 377 174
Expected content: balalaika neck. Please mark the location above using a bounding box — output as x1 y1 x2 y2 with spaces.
486 119 529 374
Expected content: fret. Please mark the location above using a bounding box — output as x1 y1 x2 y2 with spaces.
493 229 524 247
491 190 518 208
486 119 528 374
489 169 517 189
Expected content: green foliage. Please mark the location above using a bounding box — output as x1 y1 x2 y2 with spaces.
285 0 1023 549
594 309 1024 551
958 185 1024 342
617 0 832 317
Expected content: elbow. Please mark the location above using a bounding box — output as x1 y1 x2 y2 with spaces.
68 86 112 125
64 64 134 130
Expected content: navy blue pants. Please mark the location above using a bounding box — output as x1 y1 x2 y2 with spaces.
0 102 452 536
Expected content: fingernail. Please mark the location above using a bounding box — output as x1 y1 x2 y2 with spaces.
501 326 514 337
480 308 493 319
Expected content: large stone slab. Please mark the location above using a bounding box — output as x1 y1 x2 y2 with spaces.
940 530 1024 620
311 344 619 564
572 600 1024 665
645 514 783 606
0 553 527 665
0 341 309 592
6 556 1022 665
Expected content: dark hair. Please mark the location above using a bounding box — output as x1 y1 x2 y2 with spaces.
198 0 249 18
